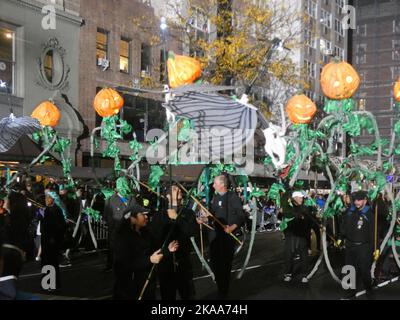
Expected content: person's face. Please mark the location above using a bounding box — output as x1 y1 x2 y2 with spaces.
354 198 367 209
45 195 54 207
172 186 183 202
26 183 32 191
293 196 304 206
213 178 224 194
59 189 67 196
76 189 83 198
131 212 148 229
167 186 182 204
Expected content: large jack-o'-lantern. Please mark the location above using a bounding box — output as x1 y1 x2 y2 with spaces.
93 88 124 118
395 78 400 103
320 61 360 100
31 100 61 128
167 51 201 88
286 94 317 124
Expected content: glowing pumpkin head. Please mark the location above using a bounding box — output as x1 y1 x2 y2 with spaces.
93 88 124 118
286 95 317 124
394 78 400 102
320 61 360 100
167 51 201 88
31 101 61 128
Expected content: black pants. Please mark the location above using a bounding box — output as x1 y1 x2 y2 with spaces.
284 235 308 277
158 256 195 300
41 240 61 289
210 233 235 298
106 230 115 269
345 243 373 291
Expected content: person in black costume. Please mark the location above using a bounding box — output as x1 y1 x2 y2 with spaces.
150 184 198 300
199 174 245 299
338 190 375 299
104 178 137 272
40 191 67 291
113 204 178 300
282 191 312 283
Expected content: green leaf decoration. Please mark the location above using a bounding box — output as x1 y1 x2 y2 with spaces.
116 176 131 198
267 183 285 207
279 217 294 232
83 207 101 222
101 188 114 200
148 165 164 190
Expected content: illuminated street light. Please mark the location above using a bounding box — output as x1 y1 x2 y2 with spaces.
160 17 167 31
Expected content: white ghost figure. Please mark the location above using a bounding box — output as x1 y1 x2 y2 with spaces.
263 123 287 169
164 85 176 123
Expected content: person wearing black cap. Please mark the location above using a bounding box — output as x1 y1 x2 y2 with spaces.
150 184 198 300
339 190 375 299
113 204 178 300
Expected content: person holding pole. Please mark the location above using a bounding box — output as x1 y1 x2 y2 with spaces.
113 204 178 300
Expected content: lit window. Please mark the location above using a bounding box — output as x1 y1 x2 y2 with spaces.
0 25 15 94
120 38 130 74
96 29 108 67
141 44 152 77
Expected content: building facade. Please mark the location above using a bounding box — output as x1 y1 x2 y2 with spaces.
77 0 185 167
352 0 400 144
0 0 84 161
300 0 350 104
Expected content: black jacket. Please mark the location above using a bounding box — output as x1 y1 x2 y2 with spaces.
340 205 375 247
209 191 244 242
113 222 166 300
149 207 198 269
40 205 67 247
282 194 312 239
210 191 244 226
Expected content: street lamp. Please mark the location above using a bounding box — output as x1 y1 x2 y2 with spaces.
160 17 168 84
160 17 167 31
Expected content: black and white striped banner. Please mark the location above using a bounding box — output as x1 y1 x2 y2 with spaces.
164 91 257 158
0 114 41 153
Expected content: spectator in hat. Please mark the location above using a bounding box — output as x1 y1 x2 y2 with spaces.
40 191 67 292
113 204 178 300
338 190 375 299
281 190 312 283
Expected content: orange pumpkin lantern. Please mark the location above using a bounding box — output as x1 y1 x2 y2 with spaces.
167 51 201 88
286 94 317 124
93 88 124 118
394 78 400 102
320 61 360 100
31 100 61 127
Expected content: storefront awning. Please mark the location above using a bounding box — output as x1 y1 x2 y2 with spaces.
29 165 114 180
